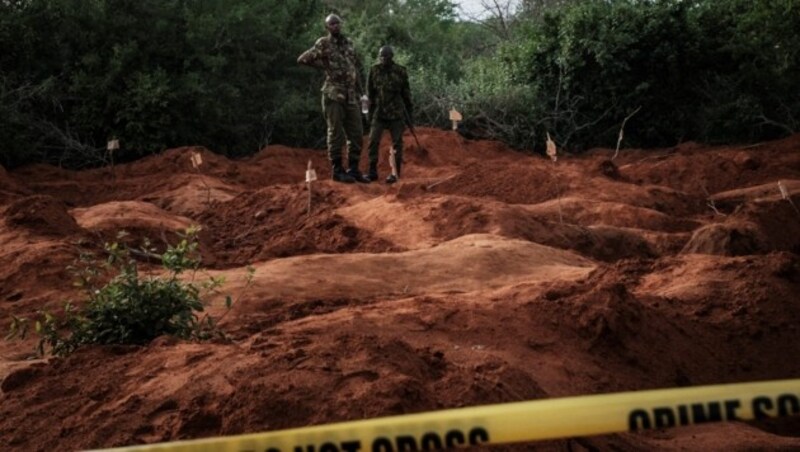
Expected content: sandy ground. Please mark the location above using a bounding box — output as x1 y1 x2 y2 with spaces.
1 128 799 451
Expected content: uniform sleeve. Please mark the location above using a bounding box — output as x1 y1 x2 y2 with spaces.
297 38 327 70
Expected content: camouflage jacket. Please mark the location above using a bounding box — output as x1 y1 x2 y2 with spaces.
367 62 412 121
297 34 364 104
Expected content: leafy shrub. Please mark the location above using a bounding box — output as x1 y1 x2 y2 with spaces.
502 0 799 151
7 228 253 356
0 0 326 167
412 55 538 149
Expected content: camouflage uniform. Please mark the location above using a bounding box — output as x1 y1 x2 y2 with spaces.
367 61 412 177
298 34 365 173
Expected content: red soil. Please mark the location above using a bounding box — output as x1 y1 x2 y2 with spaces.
1 128 799 450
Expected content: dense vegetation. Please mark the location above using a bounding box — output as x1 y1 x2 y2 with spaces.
1 0 797 168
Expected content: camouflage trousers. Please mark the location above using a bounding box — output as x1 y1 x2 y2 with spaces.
323 95 363 171
367 117 404 175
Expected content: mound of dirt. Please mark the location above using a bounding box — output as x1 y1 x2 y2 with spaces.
241 145 333 186
70 201 198 253
619 135 800 196
683 195 800 256
108 146 242 183
420 197 656 262
0 239 81 308
199 185 398 267
138 174 242 217
681 222 762 256
708 179 800 212
522 196 700 232
3 195 82 237
215 234 595 307
71 201 195 232
430 158 556 205
740 199 800 253
0 165 31 206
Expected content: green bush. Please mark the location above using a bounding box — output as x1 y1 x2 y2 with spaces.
412 54 538 149
0 0 327 167
502 0 799 151
7 228 253 356
690 0 800 142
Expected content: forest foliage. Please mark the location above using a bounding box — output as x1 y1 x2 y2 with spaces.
1 0 798 168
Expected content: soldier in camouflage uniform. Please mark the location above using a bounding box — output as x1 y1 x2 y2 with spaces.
297 14 369 183
366 45 413 184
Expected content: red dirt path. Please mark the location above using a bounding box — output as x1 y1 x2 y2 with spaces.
1 128 799 451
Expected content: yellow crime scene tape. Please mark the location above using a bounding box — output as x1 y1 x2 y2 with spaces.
101 378 800 452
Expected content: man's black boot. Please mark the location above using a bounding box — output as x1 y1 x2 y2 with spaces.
332 166 355 183
385 155 400 184
347 168 370 183
365 165 378 183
